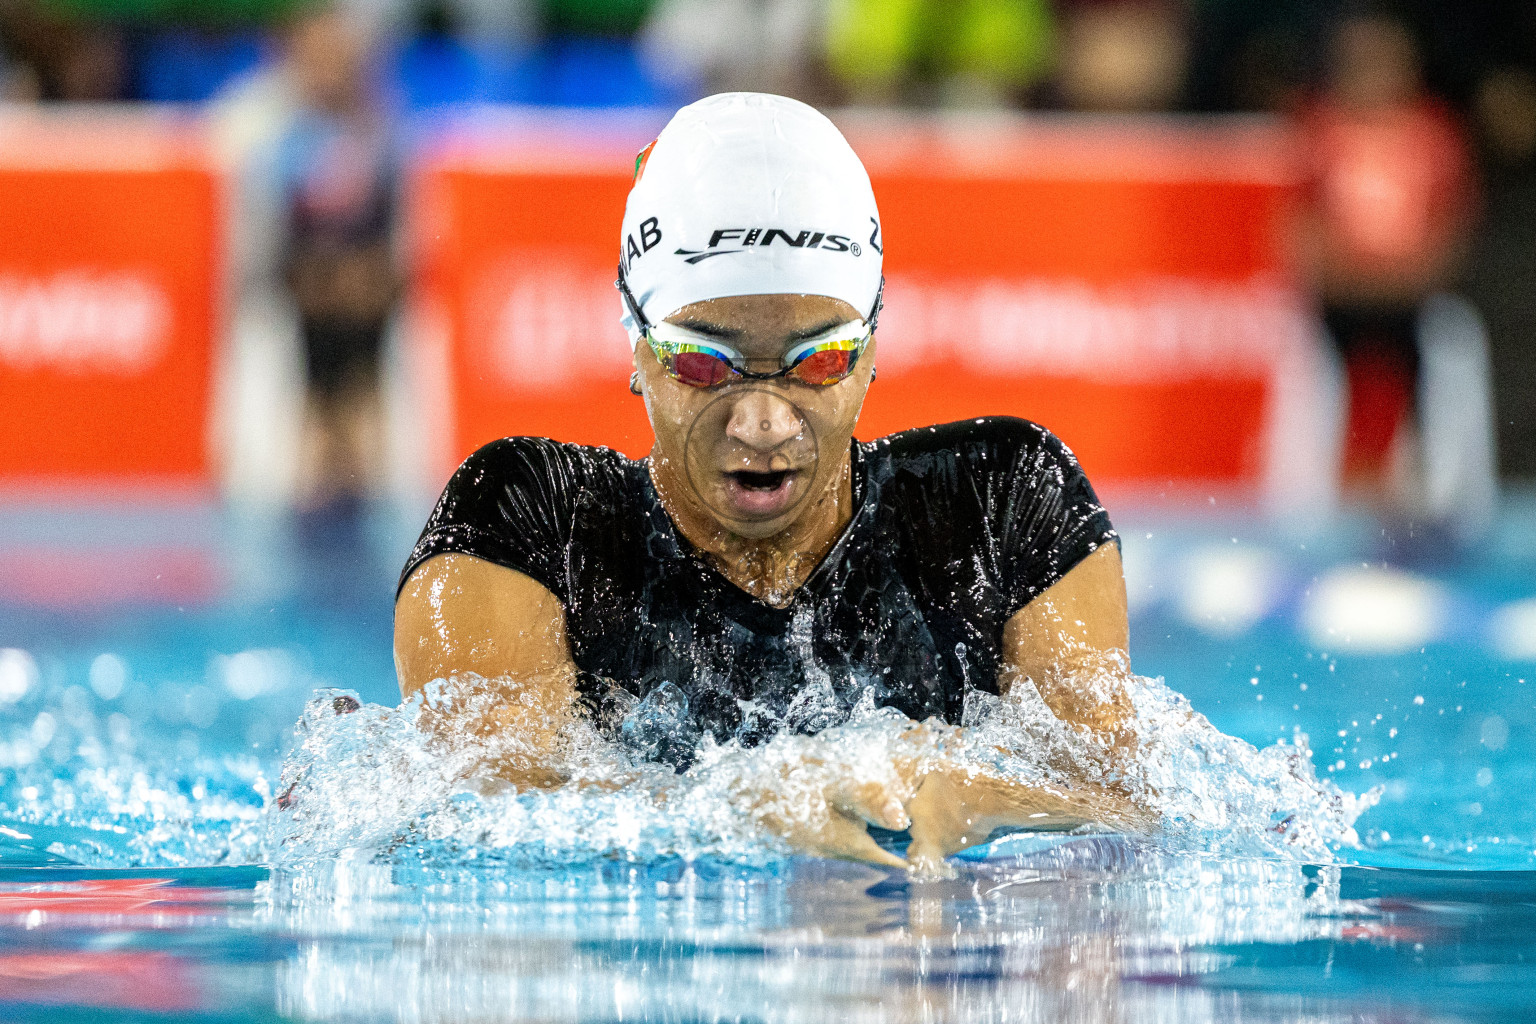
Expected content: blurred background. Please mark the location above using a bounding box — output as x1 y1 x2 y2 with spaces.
0 0 1529 508
0 0 1534 857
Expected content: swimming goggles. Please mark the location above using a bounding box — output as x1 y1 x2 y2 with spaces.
617 265 884 389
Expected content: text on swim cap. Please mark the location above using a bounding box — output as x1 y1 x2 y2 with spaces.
623 216 664 270
673 227 861 265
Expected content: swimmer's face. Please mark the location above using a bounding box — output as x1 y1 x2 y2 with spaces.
637 293 874 540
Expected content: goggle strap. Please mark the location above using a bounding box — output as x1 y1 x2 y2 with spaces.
867 276 885 332
616 264 652 333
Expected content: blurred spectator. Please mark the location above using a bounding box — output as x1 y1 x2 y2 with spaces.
1055 1 1188 112
1184 0 1329 113
0 1 127 100
276 5 399 508
641 0 823 101
1296 13 1487 528
1466 62 1536 478
823 0 1055 106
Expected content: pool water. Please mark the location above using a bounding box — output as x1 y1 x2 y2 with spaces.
2 494 1535 1021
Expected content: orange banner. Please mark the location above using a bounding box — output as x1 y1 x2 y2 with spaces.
0 112 220 488
413 113 1308 488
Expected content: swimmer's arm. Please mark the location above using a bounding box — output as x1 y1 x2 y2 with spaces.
773 546 1138 872
900 546 1142 871
394 553 579 787
997 543 1134 736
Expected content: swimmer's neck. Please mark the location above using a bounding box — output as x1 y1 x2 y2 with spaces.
650 449 855 608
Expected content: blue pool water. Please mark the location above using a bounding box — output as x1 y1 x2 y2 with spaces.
2 493 1535 1021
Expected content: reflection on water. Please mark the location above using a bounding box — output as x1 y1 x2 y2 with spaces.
8 844 1520 1024
0 643 1410 1022
256 838 1352 1023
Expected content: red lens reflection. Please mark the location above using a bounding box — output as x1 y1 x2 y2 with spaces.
789 349 854 386
671 351 735 387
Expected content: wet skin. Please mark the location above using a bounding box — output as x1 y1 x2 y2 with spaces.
394 293 1141 872
636 293 871 606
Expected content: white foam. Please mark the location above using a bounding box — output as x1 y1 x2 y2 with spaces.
266 666 1375 869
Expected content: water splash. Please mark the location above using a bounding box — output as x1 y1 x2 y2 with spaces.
0 652 1374 870
0 713 269 867
265 667 1375 870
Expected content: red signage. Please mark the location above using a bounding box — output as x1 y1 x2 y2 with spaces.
0 111 220 488
412 112 1310 490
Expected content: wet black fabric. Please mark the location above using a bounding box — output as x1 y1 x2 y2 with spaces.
400 417 1116 767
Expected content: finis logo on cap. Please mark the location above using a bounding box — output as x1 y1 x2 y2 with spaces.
675 227 862 264
633 140 657 184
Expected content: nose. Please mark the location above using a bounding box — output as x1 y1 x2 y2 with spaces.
724 388 803 453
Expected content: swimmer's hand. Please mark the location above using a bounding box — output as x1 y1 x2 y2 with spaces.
740 719 1151 872
741 758 915 870
901 763 1153 875
881 721 1151 875
747 754 1148 873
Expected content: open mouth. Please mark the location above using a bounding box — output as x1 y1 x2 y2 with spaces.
727 469 792 492
718 467 801 519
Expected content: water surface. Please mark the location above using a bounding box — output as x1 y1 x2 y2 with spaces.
1 497 1533 1021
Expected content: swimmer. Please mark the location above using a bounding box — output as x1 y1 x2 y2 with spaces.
394 93 1146 870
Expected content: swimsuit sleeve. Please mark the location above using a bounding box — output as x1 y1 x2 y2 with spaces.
397 437 592 603
981 418 1119 617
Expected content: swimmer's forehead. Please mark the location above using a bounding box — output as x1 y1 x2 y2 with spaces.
663 293 862 349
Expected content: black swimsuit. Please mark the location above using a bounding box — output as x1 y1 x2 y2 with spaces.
400 417 1116 768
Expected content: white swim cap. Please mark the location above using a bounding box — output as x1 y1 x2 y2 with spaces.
618 92 883 346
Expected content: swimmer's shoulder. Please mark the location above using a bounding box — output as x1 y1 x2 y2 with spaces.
403 437 643 598
867 417 1116 587
429 437 642 538
869 416 1079 477
448 436 643 503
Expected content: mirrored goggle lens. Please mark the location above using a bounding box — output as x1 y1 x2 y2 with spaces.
670 350 736 387
787 346 857 386
782 326 867 386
